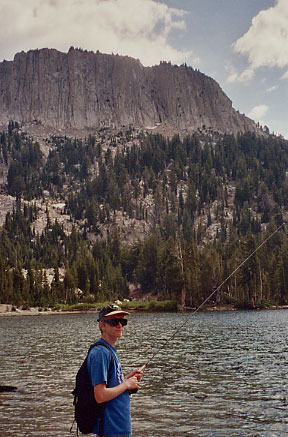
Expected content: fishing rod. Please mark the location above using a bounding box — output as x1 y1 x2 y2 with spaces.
138 222 286 373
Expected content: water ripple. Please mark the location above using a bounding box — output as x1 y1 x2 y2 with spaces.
1 310 288 435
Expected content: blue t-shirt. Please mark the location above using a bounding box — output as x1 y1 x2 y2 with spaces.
87 339 131 437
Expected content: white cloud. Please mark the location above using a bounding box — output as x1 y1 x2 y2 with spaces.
233 0 288 70
247 104 269 124
0 0 195 66
281 71 288 79
227 67 255 84
266 85 278 92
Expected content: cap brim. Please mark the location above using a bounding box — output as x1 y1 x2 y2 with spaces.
102 310 130 318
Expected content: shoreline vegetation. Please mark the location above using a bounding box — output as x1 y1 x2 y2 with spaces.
1 300 288 317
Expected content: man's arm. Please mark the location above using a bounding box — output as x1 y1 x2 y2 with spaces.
94 375 140 403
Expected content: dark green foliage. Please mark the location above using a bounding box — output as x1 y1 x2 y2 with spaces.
0 201 288 308
2 125 43 199
1 123 288 308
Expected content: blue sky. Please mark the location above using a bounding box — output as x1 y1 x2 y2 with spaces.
0 0 287 137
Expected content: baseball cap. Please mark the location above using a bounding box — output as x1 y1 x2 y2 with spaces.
97 304 129 321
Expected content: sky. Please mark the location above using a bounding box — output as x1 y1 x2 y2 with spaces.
0 0 287 138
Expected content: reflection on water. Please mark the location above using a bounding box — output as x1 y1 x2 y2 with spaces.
1 310 288 436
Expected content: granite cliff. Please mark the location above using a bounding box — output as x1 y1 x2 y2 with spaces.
0 47 258 135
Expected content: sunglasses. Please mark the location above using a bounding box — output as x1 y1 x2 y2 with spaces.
103 318 128 327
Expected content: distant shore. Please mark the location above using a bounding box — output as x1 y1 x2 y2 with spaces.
2 303 288 317
0 304 97 317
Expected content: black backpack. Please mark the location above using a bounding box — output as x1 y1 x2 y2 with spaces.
71 341 113 436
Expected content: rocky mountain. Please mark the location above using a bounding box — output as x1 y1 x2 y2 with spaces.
0 47 258 136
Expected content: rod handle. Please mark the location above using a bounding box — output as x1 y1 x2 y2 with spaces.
139 360 150 372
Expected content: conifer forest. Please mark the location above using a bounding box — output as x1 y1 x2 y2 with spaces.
1 121 288 310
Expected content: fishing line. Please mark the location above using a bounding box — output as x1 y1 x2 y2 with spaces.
139 222 285 372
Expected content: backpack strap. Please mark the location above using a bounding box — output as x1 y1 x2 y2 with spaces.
88 341 114 437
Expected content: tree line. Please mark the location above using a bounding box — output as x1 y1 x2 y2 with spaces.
0 201 287 309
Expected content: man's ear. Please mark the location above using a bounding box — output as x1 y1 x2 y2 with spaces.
99 321 104 332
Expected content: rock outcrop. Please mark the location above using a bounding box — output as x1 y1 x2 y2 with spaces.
0 47 257 135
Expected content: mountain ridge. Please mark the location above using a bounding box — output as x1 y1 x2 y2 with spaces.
0 47 259 136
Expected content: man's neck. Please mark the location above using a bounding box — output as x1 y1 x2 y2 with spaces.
102 333 117 347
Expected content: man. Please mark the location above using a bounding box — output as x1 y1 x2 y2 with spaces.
87 304 142 436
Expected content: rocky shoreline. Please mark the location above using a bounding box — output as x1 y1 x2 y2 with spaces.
0 304 96 317
2 303 288 317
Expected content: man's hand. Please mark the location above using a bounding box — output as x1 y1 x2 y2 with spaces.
126 369 143 382
125 374 141 390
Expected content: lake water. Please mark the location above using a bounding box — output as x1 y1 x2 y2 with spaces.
1 310 288 436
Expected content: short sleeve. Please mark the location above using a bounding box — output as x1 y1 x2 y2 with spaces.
87 345 111 387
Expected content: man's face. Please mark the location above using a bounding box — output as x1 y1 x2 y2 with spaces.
100 314 127 340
